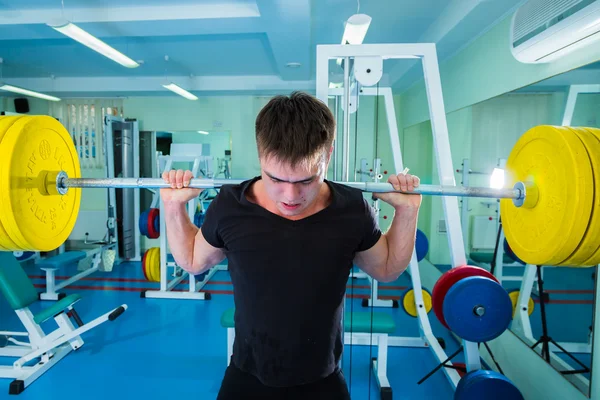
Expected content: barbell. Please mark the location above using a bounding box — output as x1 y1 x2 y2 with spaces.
0 115 599 268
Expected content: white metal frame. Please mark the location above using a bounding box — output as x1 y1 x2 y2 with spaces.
317 43 477 390
226 328 392 395
331 86 403 309
143 147 226 300
0 298 126 394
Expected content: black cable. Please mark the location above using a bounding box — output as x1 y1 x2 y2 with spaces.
374 83 380 161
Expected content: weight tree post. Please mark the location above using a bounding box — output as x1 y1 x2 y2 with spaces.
421 45 480 373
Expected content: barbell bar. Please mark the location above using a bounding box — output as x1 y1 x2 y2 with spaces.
1 115 600 268
55 173 526 203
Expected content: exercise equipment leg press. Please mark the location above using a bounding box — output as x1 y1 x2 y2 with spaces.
0 252 127 395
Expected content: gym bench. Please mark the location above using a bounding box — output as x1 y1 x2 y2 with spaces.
36 243 116 301
0 252 127 395
220 308 395 400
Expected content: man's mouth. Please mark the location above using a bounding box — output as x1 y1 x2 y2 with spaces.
282 202 300 210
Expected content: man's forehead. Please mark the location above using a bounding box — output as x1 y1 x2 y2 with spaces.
264 170 317 183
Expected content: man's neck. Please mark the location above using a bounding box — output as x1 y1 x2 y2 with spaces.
249 179 331 220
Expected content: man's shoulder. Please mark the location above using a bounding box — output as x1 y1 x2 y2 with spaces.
327 180 369 210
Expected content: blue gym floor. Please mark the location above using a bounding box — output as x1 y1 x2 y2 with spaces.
0 258 594 399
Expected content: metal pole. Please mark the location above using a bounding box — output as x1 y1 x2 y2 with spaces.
59 176 523 200
333 95 339 181
343 57 351 182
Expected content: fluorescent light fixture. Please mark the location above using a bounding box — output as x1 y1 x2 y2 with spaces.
336 13 372 66
197 130 209 135
0 83 61 102
490 168 505 189
341 14 372 45
162 83 198 100
49 22 139 68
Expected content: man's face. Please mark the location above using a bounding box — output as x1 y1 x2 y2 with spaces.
260 151 330 217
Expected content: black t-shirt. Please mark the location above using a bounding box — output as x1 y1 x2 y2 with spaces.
201 176 382 387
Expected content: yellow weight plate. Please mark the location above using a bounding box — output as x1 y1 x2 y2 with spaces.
561 127 600 265
509 290 534 317
151 247 161 282
500 125 594 266
0 116 27 250
0 116 81 251
582 127 600 266
402 288 432 317
147 248 156 282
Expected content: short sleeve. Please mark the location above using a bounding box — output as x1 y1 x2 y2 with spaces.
357 196 382 252
200 191 225 248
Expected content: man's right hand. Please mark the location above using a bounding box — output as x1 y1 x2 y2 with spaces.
160 169 202 204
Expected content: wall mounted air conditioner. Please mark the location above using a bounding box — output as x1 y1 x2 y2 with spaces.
510 0 600 63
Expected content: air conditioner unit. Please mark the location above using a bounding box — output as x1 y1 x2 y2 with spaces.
510 0 600 63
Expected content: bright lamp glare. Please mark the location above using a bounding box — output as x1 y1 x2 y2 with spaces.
50 22 139 68
162 83 198 100
0 84 61 101
490 168 505 189
341 14 372 45
197 131 209 135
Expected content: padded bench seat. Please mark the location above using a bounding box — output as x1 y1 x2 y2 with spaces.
36 251 90 301
34 294 81 324
344 312 396 334
37 251 87 270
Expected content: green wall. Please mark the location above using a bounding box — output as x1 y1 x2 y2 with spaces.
401 14 600 129
1 96 50 115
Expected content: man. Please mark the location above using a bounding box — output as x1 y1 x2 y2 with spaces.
160 91 421 399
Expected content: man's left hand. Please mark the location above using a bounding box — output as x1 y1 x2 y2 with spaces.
373 171 422 209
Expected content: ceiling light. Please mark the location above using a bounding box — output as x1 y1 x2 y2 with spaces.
0 83 61 101
341 14 372 45
49 22 139 68
337 14 372 66
197 130 209 135
162 83 198 100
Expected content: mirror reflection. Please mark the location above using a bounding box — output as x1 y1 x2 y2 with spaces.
459 61 600 397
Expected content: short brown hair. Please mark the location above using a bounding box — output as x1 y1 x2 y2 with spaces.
255 91 335 168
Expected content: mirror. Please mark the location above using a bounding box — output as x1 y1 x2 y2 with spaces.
152 130 232 179
458 61 600 397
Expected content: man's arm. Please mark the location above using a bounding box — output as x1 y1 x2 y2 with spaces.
353 171 421 282
163 202 226 275
353 205 419 282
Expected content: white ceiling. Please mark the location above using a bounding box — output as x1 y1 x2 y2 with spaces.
0 0 528 98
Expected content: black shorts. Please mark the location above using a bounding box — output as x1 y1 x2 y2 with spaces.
216 364 351 400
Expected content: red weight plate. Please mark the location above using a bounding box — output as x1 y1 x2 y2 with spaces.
147 208 160 239
432 265 498 329
142 250 149 280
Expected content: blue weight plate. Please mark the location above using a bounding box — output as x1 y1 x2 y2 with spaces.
416 229 429 261
139 210 149 237
443 276 512 342
504 238 524 264
454 370 524 400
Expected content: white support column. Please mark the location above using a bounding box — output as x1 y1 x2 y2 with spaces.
421 45 476 373
420 45 467 267
561 84 600 126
